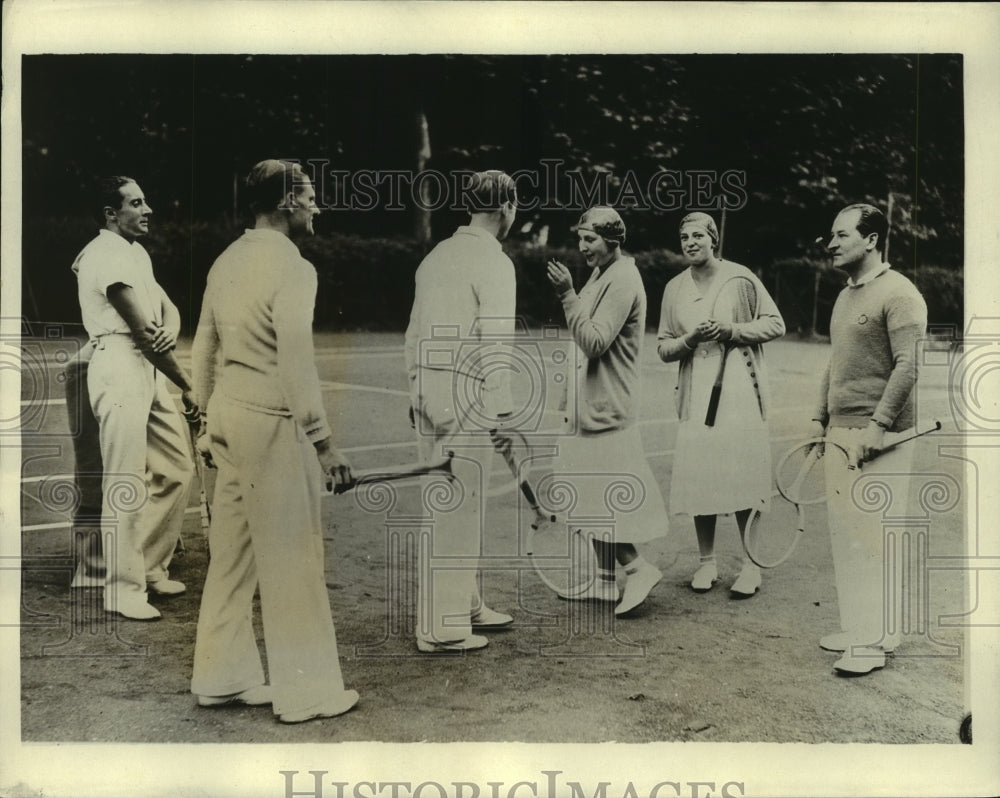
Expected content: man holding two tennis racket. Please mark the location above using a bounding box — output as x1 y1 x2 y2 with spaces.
811 203 928 675
404 170 519 652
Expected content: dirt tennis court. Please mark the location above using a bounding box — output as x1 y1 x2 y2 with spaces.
18 331 967 744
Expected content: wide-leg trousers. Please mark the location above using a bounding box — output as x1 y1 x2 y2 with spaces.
87 336 192 610
64 343 105 570
411 369 493 644
825 425 914 651
191 396 350 718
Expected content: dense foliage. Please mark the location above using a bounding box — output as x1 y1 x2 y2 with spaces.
21 53 963 331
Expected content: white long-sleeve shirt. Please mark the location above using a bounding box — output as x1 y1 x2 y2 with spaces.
403 225 516 419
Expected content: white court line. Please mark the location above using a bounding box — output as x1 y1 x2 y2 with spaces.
342 440 416 454
21 506 203 533
21 521 77 532
313 349 404 359
20 398 66 408
29 348 406 370
319 380 409 397
21 473 74 485
21 377 410 408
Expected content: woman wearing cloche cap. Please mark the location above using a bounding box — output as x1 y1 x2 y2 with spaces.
545 206 668 616
656 211 785 598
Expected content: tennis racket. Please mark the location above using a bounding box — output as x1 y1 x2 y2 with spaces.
490 428 556 531
329 451 454 494
861 419 942 463
742 441 832 568
704 274 758 426
745 420 943 568
490 428 596 595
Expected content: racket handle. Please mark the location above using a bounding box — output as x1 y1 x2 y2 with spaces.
200 494 211 531
704 386 722 426
520 480 556 524
866 419 942 461
331 453 454 494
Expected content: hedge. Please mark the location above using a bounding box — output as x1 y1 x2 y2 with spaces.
22 218 963 335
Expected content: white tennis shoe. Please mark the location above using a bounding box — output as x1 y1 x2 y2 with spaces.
615 562 663 615
730 562 761 598
833 647 886 675
820 631 896 654
416 635 489 653
197 685 273 707
470 607 513 628
279 690 360 723
557 578 619 603
690 561 718 592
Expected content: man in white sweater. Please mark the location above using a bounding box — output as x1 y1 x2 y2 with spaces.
190 160 358 722
404 170 519 652
810 202 927 675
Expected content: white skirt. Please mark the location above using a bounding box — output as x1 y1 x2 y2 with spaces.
669 344 772 516
549 424 669 544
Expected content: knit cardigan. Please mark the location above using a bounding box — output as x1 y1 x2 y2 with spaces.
656 260 785 422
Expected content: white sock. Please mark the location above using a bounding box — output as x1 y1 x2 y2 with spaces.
624 556 648 575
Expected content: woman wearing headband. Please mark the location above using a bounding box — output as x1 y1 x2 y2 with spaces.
546 206 668 616
656 212 785 597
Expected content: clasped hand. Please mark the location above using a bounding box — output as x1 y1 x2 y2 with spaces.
687 318 733 345
145 322 177 354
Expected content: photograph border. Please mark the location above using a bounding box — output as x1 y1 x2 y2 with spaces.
2 2 998 797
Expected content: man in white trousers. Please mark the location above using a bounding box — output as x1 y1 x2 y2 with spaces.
810 202 928 675
72 176 195 621
190 159 358 723
404 170 519 652
64 341 105 586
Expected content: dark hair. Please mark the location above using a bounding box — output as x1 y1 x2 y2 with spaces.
840 203 889 255
97 176 136 222
463 170 517 213
244 160 310 216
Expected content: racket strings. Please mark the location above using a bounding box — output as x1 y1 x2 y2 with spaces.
712 275 759 324
743 496 804 569
527 522 597 594
776 443 827 506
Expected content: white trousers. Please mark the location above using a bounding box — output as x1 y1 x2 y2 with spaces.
412 369 493 643
825 425 914 650
87 336 192 610
191 396 350 717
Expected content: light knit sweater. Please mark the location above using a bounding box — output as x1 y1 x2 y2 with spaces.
813 267 927 431
403 225 516 419
192 228 332 444
657 260 785 422
558 255 646 435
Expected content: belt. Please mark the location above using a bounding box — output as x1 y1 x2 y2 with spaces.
694 341 724 358
90 332 137 350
